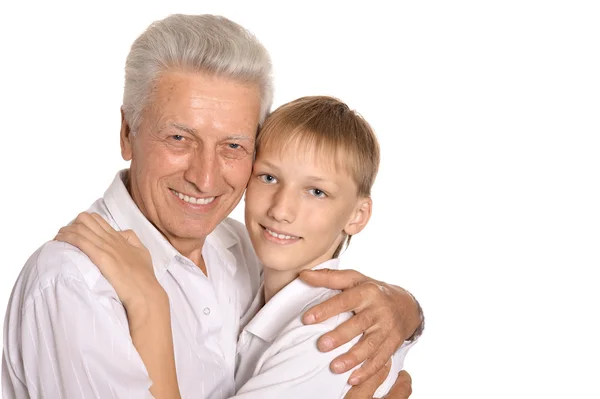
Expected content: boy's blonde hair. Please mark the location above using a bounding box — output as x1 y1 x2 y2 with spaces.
256 96 380 257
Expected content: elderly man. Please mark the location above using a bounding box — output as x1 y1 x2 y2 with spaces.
2 14 422 399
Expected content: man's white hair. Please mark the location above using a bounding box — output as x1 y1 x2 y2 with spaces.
122 14 273 133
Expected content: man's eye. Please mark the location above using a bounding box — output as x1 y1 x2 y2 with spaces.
259 174 277 184
228 143 241 149
171 135 184 141
308 188 327 198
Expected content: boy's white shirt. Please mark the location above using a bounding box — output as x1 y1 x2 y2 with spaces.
234 258 416 398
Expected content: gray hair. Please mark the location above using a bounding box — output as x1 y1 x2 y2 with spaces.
122 14 273 133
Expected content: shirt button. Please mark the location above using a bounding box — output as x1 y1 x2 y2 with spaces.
203 307 211 315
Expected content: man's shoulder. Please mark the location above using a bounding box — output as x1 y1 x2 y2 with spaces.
14 241 101 306
12 199 114 308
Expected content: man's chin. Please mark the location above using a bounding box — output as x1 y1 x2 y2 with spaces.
163 221 219 242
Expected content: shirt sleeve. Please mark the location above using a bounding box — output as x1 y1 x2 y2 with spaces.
2 275 153 399
367 339 418 397
232 315 361 399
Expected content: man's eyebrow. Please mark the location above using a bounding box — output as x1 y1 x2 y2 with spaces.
168 122 253 142
169 122 196 135
225 135 253 142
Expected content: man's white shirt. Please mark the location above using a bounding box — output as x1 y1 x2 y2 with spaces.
233 258 415 399
2 170 263 399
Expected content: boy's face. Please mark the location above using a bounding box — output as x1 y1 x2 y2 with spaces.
244 141 371 273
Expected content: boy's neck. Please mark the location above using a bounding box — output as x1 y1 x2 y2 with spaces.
262 257 339 302
263 268 301 302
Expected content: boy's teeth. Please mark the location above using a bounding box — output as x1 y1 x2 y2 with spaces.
266 228 297 240
172 190 215 205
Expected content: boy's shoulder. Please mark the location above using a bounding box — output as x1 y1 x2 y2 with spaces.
268 285 354 349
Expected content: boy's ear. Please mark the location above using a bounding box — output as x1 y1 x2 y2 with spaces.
120 107 133 161
344 197 372 236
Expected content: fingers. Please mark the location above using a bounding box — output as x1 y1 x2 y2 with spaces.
303 285 363 325
71 212 110 239
55 224 109 269
318 312 366 355
346 331 399 384
299 268 369 290
74 213 142 249
382 371 412 399
89 212 118 234
342 360 391 399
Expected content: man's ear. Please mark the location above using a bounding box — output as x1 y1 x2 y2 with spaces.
120 107 133 161
344 197 372 236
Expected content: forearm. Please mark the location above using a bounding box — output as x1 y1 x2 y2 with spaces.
127 293 181 399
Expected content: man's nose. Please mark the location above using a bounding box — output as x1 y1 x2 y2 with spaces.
184 145 219 193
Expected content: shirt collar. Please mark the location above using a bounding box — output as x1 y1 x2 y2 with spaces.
204 220 242 276
103 170 179 279
243 258 341 343
103 170 240 277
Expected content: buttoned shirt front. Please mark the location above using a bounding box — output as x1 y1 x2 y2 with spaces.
2 170 263 399
233 259 415 399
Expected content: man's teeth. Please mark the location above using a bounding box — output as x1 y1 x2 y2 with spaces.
266 228 298 240
172 190 215 205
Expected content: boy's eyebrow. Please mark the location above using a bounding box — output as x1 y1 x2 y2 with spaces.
168 122 253 141
305 176 328 182
259 160 339 186
305 175 340 189
256 159 281 172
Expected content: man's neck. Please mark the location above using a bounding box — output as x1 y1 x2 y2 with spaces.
171 237 208 276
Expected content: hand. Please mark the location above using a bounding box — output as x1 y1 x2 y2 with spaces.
54 212 166 324
299 269 422 385
344 364 413 399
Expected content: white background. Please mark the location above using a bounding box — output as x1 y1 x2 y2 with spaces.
0 1 599 398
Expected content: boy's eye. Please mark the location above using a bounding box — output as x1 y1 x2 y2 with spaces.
259 174 277 184
308 188 327 198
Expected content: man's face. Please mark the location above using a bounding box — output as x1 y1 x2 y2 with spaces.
121 70 261 250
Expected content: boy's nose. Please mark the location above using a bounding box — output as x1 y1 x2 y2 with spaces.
267 188 297 224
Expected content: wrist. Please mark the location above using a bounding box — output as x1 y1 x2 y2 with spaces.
403 288 424 342
125 287 170 331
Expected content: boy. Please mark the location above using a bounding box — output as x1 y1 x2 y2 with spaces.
235 96 414 397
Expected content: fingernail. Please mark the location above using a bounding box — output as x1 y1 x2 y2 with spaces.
319 337 333 351
348 376 360 385
304 314 316 324
332 361 345 373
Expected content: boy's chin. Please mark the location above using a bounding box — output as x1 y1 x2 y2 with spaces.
258 254 301 272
